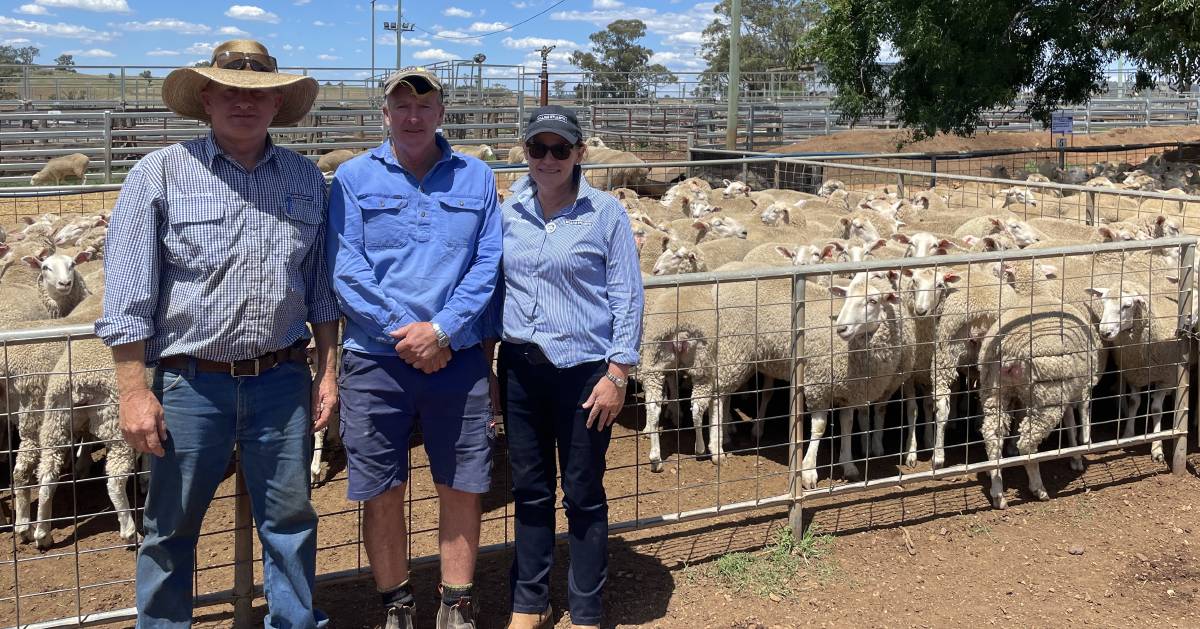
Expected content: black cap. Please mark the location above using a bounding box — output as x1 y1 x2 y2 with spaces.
523 105 582 145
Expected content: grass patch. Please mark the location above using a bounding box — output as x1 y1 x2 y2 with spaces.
710 525 836 598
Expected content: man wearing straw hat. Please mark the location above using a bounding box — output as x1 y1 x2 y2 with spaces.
96 40 338 628
327 67 501 629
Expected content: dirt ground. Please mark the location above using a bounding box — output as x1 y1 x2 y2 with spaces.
770 125 1200 155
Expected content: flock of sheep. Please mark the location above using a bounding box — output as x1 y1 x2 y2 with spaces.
624 153 1198 507
1 148 1196 556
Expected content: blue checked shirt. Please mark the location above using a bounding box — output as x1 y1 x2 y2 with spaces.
491 171 643 368
327 135 502 355
95 133 340 362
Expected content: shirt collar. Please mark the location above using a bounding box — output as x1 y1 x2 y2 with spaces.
202 131 279 169
371 133 457 173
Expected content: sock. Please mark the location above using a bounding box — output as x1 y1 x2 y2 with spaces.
380 580 415 609
441 582 473 607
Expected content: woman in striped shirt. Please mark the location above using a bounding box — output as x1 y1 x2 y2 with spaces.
491 106 644 629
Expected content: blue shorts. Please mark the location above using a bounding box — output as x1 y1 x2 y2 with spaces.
337 347 494 500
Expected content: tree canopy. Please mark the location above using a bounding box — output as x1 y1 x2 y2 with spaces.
0 44 40 67
700 0 822 93
54 54 76 72
800 0 1200 138
569 19 677 101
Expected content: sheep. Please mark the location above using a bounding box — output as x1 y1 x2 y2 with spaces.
720 179 752 198
31 153 89 186
817 179 846 197
27 301 138 548
583 147 649 190
977 296 1100 508
952 215 1041 247
695 215 749 241
891 232 962 258
1086 279 1185 462
316 149 360 173
742 242 826 268
452 144 498 161
834 212 897 242
759 202 797 227
30 251 94 318
649 237 756 276
506 145 526 164
583 136 607 148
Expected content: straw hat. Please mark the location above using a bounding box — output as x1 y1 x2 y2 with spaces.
162 40 319 126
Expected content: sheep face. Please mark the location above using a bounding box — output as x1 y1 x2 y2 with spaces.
1000 187 1038 207
32 252 88 296
652 246 705 276
817 179 845 197
774 244 823 266
720 179 751 198
1004 218 1040 247
1086 287 1145 342
830 275 897 341
759 203 790 226
683 195 716 218
893 232 955 258
839 216 880 242
704 216 747 239
900 268 962 317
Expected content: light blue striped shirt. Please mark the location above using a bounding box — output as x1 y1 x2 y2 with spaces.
96 133 340 362
327 136 502 355
492 171 643 368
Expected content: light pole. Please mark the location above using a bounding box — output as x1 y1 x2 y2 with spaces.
537 45 555 106
382 3 414 70
370 0 375 89
472 53 486 102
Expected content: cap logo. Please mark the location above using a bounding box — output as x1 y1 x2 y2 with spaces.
537 113 569 122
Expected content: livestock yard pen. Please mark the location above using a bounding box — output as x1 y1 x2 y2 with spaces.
1 138 1200 627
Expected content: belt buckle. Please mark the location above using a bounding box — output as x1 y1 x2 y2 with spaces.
231 358 260 377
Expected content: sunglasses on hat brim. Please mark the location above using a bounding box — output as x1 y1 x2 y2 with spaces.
213 50 278 72
391 76 438 95
525 141 577 160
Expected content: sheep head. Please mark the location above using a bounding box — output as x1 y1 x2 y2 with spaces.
830 274 898 341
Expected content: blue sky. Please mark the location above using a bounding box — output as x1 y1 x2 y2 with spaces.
1 0 720 78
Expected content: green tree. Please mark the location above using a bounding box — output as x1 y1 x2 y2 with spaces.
700 0 822 93
800 0 1122 138
553 79 566 98
139 69 153 79
0 44 40 66
1113 0 1200 92
54 53 76 72
569 19 677 101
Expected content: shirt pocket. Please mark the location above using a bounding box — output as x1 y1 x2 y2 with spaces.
164 198 227 271
437 194 486 248
283 194 323 249
358 193 411 250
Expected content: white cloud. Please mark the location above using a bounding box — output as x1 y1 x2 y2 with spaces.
651 50 705 70
433 29 469 40
15 5 51 16
317 53 338 61
502 36 580 50
412 47 454 61
512 1 529 7
442 7 472 18
313 20 333 26
593 0 623 8
225 5 280 24
404 35 430 47
662 30 703 47
34 0 130 12
218 25 250 36
552 2 716 37
280 43 305 51
2 37 34 45
0 15 112 40
119 18 211 35
294 0 311 4
468 21 508 32
145 48 180 56
373 3 395 11
63 46 114 57
184 41 217 55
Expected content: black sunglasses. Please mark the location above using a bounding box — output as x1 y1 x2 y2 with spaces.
525 141 575 160
213 51 278 72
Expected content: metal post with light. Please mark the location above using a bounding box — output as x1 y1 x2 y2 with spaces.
537 45 555 106
370 0 376 89
382 3 414 70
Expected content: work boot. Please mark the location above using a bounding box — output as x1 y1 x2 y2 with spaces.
384 603 415 629
436 596 476 629
507 608 552 629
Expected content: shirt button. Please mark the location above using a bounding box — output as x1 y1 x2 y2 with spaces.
546 223 557 234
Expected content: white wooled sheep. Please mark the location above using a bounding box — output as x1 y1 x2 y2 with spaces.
452 144 498 161
31 153 88 186
317 149 360 173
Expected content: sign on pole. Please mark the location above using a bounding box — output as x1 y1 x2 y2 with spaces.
1051 114 1074 134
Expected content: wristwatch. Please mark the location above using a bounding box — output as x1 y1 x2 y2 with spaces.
431 322 450 349
604 372 627 388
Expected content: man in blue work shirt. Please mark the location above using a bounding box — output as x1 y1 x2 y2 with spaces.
327 67 501 629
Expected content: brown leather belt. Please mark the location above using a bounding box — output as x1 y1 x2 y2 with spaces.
157 347 309 377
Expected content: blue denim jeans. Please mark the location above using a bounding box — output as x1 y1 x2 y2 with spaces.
499 343 611 626
136 359 325 629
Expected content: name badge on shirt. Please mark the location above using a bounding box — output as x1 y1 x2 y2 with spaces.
564 218 593 226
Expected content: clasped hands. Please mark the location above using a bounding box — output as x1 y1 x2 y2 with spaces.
390 321 451 374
